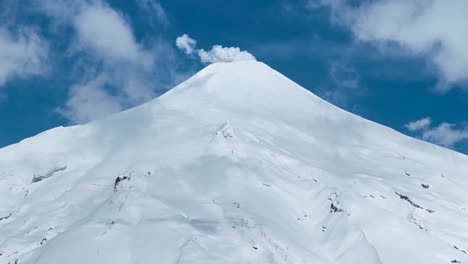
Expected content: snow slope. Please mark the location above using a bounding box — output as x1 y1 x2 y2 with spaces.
1 61 468 264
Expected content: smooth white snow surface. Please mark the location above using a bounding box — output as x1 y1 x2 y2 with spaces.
1 61 468 264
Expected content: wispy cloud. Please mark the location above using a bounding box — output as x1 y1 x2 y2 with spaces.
406 117 468 148
319 0 468 91
422 123 468 148
405 117 432 132
36 0 184 124
328 61 360 89
58 75 122 124
136 0 169 27
317 61 361 109
175 34 256 64
0 27 48 87
73 5 149 64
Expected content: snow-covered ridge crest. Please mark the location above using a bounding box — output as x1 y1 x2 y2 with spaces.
0 61 468 264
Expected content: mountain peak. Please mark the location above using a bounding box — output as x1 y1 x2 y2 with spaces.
197 60 267 73
157 60 336 126
162 60 294 97
1 61 468 264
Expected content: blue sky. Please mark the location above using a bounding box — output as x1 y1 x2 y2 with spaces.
0 0 467 153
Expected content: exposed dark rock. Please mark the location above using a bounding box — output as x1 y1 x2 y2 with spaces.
454 245 467 254
114 176 130 192
395 192 423 209
0 213 12 221
32 166 67 183
417 225 427 231
330 203 343 213
40 238 47 245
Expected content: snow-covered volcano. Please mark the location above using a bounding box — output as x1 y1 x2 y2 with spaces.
1 61 467 264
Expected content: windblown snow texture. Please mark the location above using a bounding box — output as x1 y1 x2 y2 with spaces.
1 61 467 264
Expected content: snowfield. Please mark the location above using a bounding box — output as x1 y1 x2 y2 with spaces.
1 61 467 264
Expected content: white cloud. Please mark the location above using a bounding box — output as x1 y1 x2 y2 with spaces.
62 2 156 123
35 0 187 124
74 5 145 63
0 27 48 86
58 63 168 123
318 61 362 110
176 34 197 54
176 34 256 64
422 123 468 148
320 0 468 91
58 75 123 124
329 62 360 89
406 118 468 147
136 0 169 26
405 117 431 131
38 0 85 24
198 45 256 64
40 0 154 66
